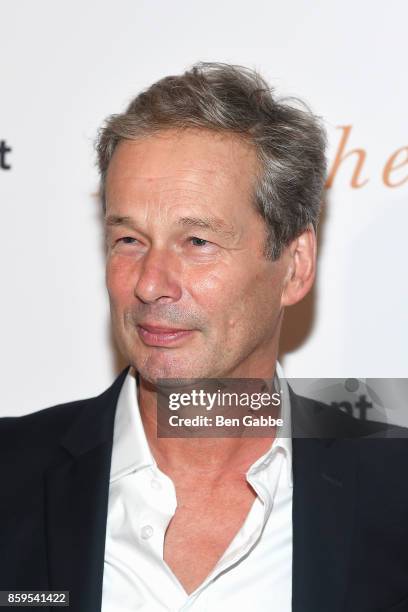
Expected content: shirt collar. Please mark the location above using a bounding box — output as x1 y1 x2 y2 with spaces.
262 361 293 487
110 363 293 487
109 368 154 483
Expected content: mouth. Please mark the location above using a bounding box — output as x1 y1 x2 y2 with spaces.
136 323 195 347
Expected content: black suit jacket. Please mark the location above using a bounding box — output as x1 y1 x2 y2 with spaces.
1 368 408 612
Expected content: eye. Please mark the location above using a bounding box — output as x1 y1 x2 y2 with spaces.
111 236 145 252
117 237 138 245
189 237 210 247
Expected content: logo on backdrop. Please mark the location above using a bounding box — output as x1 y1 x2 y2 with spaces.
0 140 12 170
326 126 408 189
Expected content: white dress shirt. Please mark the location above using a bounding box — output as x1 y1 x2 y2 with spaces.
101 365 293 611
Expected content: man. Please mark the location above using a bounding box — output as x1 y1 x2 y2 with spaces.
1 63 408 612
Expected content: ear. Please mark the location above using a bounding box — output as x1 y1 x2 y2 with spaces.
280 226 317 307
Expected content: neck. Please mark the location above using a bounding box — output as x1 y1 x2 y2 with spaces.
137 366 279 480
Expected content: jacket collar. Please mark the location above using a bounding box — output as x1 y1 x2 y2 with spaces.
290 389 357 612
59 366 130 458
45 367 129 612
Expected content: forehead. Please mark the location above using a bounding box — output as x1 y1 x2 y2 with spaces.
104 128 259 215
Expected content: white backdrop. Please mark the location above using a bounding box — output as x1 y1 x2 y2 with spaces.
1 0 407 416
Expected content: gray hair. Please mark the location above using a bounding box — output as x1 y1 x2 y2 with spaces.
96 62 327 260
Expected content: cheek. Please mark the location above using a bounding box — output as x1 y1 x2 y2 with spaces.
186 266 255 343
106 256 136 306
226 270 284 330
188 266 236 317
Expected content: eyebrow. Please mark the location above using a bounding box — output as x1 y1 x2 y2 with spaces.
105 214 238 239
177 216 237 239
105 215 137 229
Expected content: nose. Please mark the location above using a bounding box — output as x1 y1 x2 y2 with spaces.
134 248 182 304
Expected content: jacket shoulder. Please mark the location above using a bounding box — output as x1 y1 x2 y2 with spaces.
0 367 130 455
0 397 96 455
290 388 407 439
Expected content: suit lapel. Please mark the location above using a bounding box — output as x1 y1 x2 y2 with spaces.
291 391 358 612
45 368 129 612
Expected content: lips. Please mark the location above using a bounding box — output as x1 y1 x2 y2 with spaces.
137 323 195 347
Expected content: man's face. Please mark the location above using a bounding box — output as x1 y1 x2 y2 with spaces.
105 128 293 383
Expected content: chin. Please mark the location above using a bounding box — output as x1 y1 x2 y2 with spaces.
131 350 215 387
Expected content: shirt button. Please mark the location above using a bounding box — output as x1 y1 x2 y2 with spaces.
150 479 161 490
141 525 154 540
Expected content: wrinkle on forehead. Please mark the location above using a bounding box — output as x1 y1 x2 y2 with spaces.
105 212 240 242
106 128 257 193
